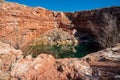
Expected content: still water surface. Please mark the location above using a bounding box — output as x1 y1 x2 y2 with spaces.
28 42 97 58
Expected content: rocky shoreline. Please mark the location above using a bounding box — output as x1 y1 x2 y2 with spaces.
0 1 120 80
0 41 120 80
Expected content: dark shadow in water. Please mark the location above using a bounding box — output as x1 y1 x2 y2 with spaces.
27 40 99 59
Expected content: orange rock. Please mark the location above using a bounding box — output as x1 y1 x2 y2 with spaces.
0 2 120 50
0 2 55 49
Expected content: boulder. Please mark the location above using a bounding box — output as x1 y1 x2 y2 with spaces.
0 41 120 80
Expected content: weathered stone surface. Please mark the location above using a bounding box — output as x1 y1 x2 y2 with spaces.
0 2 120 50
0 2 55 49
34 28 78 45
83 44 120 80
0 41 120 80
0 41 23 80
56 58 93 80
10 54 61 80
0 1 120 80
65 6 120 31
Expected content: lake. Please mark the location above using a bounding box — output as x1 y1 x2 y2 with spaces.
26 41 98 58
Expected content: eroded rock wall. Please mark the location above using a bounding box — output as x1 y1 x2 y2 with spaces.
0 2 55 49
64 7 120 48
65 7 120 33
0 2 120 49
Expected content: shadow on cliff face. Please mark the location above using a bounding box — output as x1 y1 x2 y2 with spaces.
65 8 120 50
22 7 120 59
22 28 101 59
22 28 100 59
22 27 101 59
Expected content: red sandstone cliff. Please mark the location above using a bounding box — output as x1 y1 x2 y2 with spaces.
0 2 120 80
65 7 120 32
64 7 120 48
0 2 55 49
0 2 120 49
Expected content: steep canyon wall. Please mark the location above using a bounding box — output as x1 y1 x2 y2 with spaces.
0 2 55 49
0 2 120 49
65 7 120 33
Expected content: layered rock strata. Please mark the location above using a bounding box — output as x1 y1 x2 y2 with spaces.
0 2 120 79
0 2 120 49
65 6 120 33
0 2 55 49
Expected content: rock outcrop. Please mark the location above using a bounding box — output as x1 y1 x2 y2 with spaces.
64 7 120 47
33 28 78 45
0 41 120 80
0 41 22 79
65 6 120 32
0 2 55 49
0 2 120 49
84 45 120 80
0 2 120 80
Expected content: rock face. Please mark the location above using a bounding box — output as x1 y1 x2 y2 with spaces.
65 7 120 32
0 2 55 49
0 2 120 80
0 41 120 80
65 7 120 47
0 2 120 49
10 54 60 80
84 46 120 80
0 41 23 80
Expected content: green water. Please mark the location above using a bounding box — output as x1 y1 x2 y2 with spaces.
27 42 97 58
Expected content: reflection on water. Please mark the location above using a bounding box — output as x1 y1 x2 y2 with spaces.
27 41 97 58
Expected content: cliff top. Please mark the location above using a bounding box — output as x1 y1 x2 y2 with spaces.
0 1 48 11
1 1 120 13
